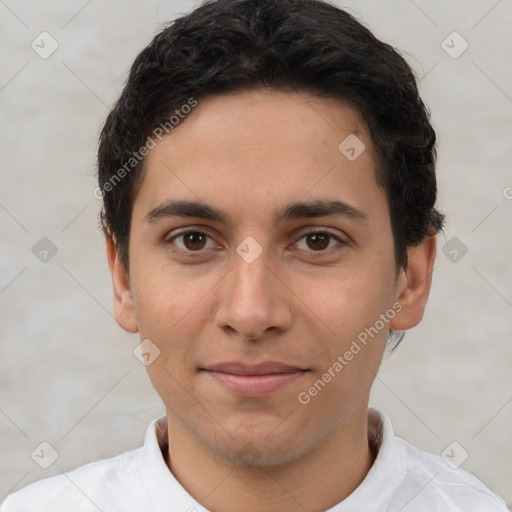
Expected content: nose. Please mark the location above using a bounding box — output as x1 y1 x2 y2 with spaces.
214 246 294 342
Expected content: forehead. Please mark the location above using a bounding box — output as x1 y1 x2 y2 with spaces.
133 89 385 225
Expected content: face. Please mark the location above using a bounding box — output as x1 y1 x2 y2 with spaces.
109 89 433 467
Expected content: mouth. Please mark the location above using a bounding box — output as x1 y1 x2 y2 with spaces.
200 362 309 397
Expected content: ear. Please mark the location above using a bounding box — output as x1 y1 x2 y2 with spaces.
105 233 139 333
390 235 437 331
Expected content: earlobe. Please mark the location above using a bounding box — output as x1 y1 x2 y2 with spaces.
390 235 437 331
105 234 139 334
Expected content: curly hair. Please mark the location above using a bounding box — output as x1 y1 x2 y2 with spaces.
97 0 444 273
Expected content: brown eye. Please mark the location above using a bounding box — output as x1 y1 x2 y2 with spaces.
306 232 330 250
182 232 207 251
295 230 345 254
167 230 216 253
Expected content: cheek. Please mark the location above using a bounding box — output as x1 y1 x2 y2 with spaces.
290 261 393 402
297 278 388 414
131 256 210 332
130 262 220 372
293 263 393 340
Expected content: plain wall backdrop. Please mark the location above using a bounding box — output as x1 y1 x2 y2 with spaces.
1 0 511 506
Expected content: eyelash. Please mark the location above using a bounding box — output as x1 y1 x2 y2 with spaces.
165 228 347 257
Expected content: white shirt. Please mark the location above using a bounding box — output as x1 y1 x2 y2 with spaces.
1 408 508 511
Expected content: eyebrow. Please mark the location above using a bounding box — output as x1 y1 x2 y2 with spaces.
144 199 368 225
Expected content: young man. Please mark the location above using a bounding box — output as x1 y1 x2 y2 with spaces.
2 0 508 510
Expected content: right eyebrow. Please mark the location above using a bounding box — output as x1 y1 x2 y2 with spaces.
145 200 230 224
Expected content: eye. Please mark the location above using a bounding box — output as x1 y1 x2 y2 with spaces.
165 228 346 256
294 229 346 253
166 229 217 253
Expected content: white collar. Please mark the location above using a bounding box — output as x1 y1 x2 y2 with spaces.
326 407 407 511
139 415 208 511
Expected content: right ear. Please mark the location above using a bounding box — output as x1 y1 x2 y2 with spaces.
105 233 139 333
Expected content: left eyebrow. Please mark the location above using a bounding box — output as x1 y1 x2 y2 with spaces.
277 199 368 224
144 198 368 225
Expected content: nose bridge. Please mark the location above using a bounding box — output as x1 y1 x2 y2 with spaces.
230 244 274 308
230 229 273 288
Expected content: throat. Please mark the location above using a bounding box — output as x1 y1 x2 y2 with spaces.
157 408 380 512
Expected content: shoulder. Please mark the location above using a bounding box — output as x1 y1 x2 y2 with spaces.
1 447 148 512
366 408 508 512
393 437 509 511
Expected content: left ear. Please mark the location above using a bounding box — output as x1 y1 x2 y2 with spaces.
390 235 437 331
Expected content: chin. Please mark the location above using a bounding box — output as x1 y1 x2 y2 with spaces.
201 423 311 469
213 440 301 468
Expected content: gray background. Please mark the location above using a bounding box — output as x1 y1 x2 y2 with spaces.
1 0 511 506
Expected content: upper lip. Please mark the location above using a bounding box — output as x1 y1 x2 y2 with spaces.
202 362 307 375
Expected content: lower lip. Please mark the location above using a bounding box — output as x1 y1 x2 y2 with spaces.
204 370 306 397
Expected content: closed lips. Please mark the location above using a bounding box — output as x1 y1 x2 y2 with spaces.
201 362 307 375
201 362 309 397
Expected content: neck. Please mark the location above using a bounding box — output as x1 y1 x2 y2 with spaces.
164 401 375 512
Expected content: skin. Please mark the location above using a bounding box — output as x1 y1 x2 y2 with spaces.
106 89 437 512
